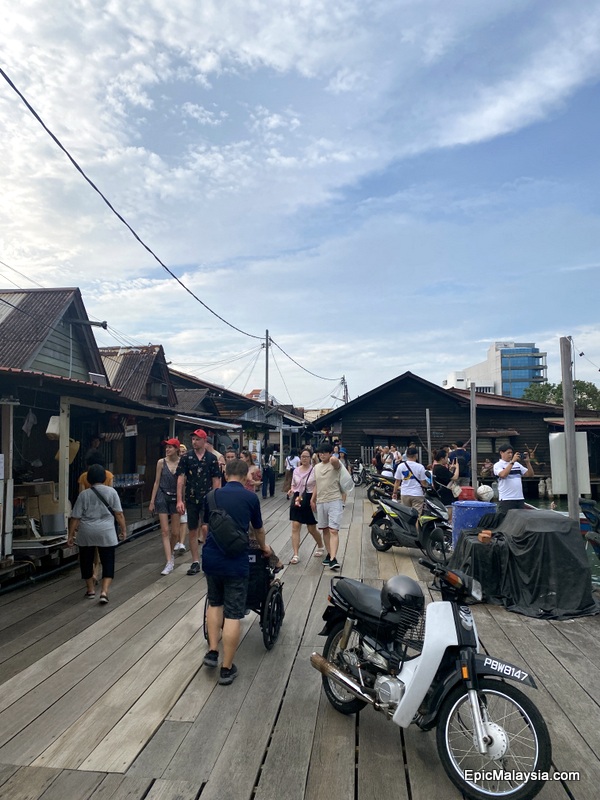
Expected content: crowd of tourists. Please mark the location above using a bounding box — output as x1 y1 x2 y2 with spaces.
68 430 532 686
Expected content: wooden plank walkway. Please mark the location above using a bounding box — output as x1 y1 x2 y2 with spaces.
0 486 599 800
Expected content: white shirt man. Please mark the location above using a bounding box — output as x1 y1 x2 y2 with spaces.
392 447 428 514
493 445 534 512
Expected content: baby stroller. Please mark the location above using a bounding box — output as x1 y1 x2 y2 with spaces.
203 546 285 650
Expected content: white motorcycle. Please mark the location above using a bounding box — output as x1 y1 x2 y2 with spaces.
310 556 551 800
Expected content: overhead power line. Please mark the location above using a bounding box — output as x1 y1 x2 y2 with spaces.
0 65 348 387
0 64 262 341
269 338 341 382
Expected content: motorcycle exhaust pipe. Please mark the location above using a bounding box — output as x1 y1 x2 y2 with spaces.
310 652 375 706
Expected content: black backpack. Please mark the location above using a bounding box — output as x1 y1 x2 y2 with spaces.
206 490 249 557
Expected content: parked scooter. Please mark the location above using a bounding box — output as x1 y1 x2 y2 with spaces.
365 472 396 503
351 459 367 486
311 558 551 800
370 484 452 563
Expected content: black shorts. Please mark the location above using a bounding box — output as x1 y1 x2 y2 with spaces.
185 500 204 531
206 574 249 619
155 489 178 515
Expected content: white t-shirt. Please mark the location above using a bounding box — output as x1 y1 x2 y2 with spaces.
285 455 300 471
381 453 395 476
395 460 427 497
493 459 527 500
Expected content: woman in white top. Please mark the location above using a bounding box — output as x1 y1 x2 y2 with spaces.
381 447 395 478
283 449 300 493
287 449 324 563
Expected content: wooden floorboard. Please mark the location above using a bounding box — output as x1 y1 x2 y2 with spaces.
0 485 597 799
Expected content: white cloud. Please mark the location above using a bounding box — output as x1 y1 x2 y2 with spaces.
2 1 600 400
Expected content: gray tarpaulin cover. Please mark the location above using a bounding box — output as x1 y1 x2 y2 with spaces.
449 509 599 620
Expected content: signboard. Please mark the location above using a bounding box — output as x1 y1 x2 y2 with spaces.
549 432 591 495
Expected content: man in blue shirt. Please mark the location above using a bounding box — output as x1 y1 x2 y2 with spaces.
202 458 271 685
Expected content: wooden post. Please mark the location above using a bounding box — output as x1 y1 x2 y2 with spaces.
425 408 432 465
560 337 579 520
470 383 477 487
1 402 15 556
58 398 71 529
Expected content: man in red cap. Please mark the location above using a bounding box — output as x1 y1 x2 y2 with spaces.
176 430 222 574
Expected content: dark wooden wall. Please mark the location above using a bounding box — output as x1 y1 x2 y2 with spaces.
330 377 555 472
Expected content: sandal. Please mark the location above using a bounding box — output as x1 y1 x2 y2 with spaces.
99 594 109 605
289 555 300 565
84 591 96 599
314 548 325 558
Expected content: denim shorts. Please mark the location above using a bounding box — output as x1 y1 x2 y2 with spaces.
206 574 249 619
155 490 178 515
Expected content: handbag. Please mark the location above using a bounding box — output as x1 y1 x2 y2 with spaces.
90 486 121 535
450 482 462 499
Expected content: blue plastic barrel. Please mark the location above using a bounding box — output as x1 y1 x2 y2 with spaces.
452 500 497 547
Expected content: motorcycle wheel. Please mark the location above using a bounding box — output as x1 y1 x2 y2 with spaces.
352 472 363 486
436 678 552 800
424 526 452 564
322 621 368 715
367 485 381 504
370 520 393 551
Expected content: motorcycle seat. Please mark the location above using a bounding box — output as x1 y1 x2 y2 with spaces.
334 578 383 619
383 498 419 519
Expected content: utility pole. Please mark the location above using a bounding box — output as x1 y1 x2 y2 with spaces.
560 336 579 520
342 375 349 404
264 330 269 412
469 383 477 487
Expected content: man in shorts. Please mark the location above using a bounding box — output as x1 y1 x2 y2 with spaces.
311 442 343 571
202 458 271 685
392 446 428 514
176 429 222 575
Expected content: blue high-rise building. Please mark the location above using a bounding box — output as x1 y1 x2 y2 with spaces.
444 342 547 398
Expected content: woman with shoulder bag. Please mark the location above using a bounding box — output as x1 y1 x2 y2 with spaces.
67 464 126 604
287 449 324 564
149 438 182 576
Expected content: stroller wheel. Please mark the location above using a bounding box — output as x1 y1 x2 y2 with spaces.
261 584 285 650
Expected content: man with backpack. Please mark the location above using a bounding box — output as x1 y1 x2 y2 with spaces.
201 458 272 685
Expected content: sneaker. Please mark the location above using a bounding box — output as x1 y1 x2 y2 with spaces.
329 558 341 571
218 664 238 685
203 649 219 668
321 553 331 566
161 560 174 576
84 591 96 599
174 542 186 554
187 561 201 575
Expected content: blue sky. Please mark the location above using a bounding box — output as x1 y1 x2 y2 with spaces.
1 1 599 407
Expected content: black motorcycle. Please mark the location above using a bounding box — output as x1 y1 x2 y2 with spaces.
370 485 452 563
365 472 396 503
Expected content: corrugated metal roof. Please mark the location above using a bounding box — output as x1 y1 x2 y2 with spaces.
99 345 177 405
100 346 159 401
0 288 105 375
0 366 121 392
175 388 211 413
